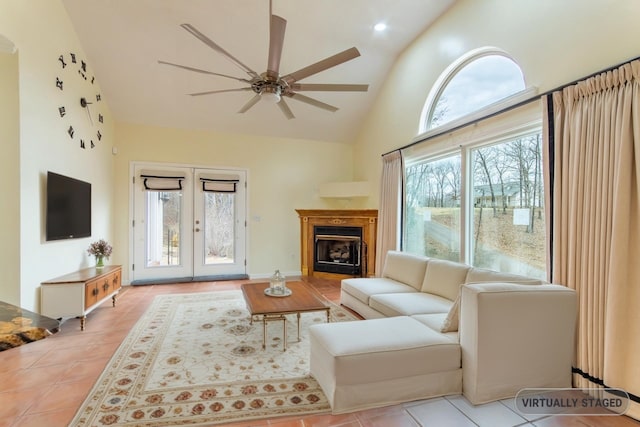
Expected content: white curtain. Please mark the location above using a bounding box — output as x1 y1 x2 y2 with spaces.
375 150 403 274
544 60 640 419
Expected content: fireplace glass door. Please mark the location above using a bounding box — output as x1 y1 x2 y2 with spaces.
314 226 363 276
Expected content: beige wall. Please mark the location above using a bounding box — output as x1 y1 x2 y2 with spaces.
0 49 20 305
113 123 354 283
354 0 640 207
0 0 116 311
5 0 639 309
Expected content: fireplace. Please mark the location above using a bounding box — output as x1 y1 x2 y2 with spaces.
314 226 363 276
296 209 378 279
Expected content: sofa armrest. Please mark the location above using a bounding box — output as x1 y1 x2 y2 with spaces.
460 283 577 404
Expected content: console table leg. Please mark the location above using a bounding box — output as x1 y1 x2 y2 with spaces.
80 316 86 331
112 294 117 307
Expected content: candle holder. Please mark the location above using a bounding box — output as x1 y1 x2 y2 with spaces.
265 269 291 297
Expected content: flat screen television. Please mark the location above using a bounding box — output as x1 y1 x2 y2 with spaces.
46 171 92 241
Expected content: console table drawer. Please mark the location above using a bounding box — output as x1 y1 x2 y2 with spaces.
85 279 99 309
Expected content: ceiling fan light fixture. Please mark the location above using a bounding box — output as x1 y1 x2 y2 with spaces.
260 85 281 103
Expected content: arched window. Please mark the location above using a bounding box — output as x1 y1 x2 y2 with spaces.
406 47 544 279
420 48 526 132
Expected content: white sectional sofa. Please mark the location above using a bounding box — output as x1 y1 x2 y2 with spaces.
309 250 577 414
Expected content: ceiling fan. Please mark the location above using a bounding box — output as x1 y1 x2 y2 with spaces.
158 2 369 119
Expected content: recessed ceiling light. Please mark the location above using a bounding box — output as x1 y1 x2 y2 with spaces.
374 22 387 32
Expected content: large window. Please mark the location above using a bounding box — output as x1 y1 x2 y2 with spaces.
404 131 545 279
406 48 544 278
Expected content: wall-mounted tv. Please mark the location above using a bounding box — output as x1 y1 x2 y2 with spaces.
46 171 92 241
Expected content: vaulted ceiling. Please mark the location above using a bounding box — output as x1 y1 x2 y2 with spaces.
61 0 455 143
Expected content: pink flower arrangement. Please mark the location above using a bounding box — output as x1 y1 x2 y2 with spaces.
87 239 113 259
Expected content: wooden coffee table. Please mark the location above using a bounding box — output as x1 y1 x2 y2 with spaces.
241 281 330 351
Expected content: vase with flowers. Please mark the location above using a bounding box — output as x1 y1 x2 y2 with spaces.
87 239 113 269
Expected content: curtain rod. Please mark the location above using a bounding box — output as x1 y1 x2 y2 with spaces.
382 53 640 157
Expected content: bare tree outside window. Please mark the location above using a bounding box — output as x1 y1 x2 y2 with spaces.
471 133 545 278
203 192 235 264
146 191 182 266
404 132 544 279
405 154 461 261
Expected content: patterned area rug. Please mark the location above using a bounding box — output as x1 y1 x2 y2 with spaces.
70 290 357 426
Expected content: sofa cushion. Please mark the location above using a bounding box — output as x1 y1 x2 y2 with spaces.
310 316 461 382
341 277 416 305
309 316 462 414
382 251 429 291
421 259 471 301
369 292 452 317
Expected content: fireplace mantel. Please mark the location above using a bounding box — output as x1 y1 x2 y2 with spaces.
296 209 378 279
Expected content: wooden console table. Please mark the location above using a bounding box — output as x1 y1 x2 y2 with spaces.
41 265 122 330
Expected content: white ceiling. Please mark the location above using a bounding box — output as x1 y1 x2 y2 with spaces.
61 0 454 143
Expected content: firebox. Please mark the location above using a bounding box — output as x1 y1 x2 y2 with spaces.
314 226 364 276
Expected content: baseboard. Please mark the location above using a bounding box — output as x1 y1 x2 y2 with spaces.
249 270 302 280
130 274 250 285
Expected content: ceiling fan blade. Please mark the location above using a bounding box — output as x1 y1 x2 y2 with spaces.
238 94 261 113
290 83 369 92
285 92 338 112
277 98 295 120
281 47 361 84
266 15 287 79
181 23 260 79
158 61 251 84
189 87 253 96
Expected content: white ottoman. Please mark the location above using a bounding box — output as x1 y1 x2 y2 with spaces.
309 316 462 414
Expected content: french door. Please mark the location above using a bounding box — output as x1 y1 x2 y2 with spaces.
131 164 247 283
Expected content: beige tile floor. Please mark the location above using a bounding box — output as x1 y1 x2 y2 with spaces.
1 277 638 427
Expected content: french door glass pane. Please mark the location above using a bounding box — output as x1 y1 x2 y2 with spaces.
145 191 182 267
405 154 461 261
203 192 235 265
470 133 546 279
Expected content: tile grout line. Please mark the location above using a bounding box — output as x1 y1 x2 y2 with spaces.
442 396 481 427
497 398 551 425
